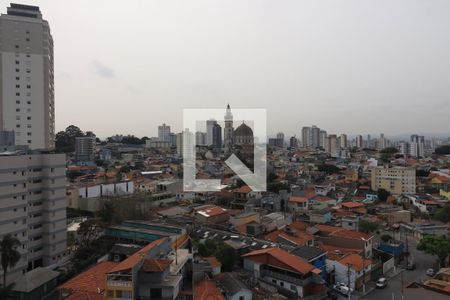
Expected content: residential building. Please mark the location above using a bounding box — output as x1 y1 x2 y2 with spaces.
276 132 285 148
206 119 217 146
325 134 339 157
319 130 327 148
339 134 348 149
311 126 320 149
74 136 95 163
410 134 425 158
0 4 55 149
356 135 363 149
242 247 324 298
289 136 298 149
218 272 253 300
195 131 207 146
326 254 372 290
0 153 67 284
371 166 416 194
212 123 222 151
301 126 311 148
158 123 171 142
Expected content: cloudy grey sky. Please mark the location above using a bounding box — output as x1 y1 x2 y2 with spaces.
6 0 450 138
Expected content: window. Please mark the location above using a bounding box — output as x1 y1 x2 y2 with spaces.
290 285 296 291
15 60 19 64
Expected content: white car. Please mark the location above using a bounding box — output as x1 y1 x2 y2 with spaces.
333 283 352 295
426 268 435 276
376 277 387 289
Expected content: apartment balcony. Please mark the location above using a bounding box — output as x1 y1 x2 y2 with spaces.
260 269 310 286
107 280 133 288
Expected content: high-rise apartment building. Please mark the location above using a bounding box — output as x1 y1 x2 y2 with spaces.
289 136 298 149
0 153 67 284
301 126 311 148
319 130 327 148
371 166 416 194
206 119 217 146
409 134 425 158
212 123 222 151
75 136 96 163
311 126 320 148
158 123 171 142
339 134 348 149
0 4 55 149
195 131 207 146
325 134 339 157
356 135 363 149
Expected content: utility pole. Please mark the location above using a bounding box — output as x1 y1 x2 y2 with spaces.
347 263 352 300
400 268 404 300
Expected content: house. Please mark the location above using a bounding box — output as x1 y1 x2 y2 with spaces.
288 196 309 212
309 208 332 224
291 246 328 281
313 224 374 258
242 248 325 298
104 238 191 300
326 254 372 290
12 268 60 300
205 256 222 275
195 205 230 225
59 261 119 300
195 279 225 300
218 272 253 300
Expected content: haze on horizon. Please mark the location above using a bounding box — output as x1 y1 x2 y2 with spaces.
6 0 450 139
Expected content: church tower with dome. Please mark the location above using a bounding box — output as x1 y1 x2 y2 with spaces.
223 104 234 153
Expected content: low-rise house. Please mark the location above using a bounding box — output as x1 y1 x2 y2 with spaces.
218 272 253 300
242 248 325 298
288 196 309 212
291 246 328 281
195 205 230 225
326 253 372 290
195 279 225 300
12 268 60 300
309 208 332 224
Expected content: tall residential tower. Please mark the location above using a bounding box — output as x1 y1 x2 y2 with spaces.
0 4 55 149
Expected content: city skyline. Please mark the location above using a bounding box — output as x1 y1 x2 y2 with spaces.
3 0 450 139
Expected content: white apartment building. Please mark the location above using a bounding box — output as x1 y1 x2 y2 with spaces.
0 153 67 284
0 4 55 149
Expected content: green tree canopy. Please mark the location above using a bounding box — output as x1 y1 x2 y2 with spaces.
417 235 450 267
359 220 378 233
434 203 450 223
0 234 21 287
377 188 391 201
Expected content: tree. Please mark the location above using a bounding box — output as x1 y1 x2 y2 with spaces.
317 164 341 175
98 201 115 224
0 234 21 287
435 145 450 155
377 188 390 202
434 203 450 223
358 220 378 233
380 147 399 162
77 219 105 247
55 125 86 153
0 283 15 299
214 244 236 271
417 235 450 267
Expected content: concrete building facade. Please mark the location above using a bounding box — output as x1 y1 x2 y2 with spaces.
0 153 67 284
0 4 55 149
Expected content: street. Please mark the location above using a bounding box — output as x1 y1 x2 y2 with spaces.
334 235 437 300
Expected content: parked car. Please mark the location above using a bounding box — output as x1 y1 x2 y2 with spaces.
406 263 416 270
426 268 435 276
333 282 352 295
376 277 388 289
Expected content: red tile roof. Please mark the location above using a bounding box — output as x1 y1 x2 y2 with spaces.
242 247 315 275
338 254 372 272
289 196 308 203
109 238 166 273
205 256 222 268
341 202 364 209
196 206 228 218
278 232 313 246
141 258 172 273
234 185 252 193
59 261 118 299
195 279 224 300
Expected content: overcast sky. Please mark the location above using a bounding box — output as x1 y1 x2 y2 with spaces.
5 0 450 138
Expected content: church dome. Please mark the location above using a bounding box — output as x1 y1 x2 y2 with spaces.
235 122 253 137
